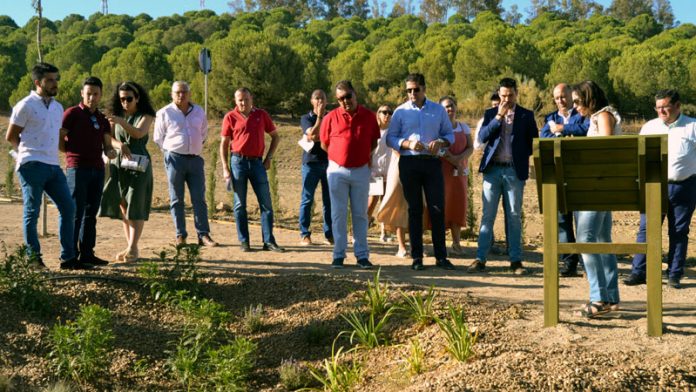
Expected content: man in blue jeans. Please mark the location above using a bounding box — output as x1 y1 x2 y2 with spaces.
298 90 333 246
61 76 117 266
219 87 284 253
154 81 218 248
5 63 85 269
624 90 696 289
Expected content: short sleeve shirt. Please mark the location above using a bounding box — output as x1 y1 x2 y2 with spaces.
300 111 328 164
9 90 64 169
62 103 110 169
320 105 380 168
220 107 275 157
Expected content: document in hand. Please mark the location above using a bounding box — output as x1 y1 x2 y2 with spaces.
298 137 314 153
120 154 149 172
369 176 384 196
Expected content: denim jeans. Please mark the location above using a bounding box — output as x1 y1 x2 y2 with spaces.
476 165 524 263
558 211 581 267
576 211 619 303
327 161 370 261
164 152 211 239
17 161 76 261
399 156 447 260
66 167 104 259
630 176 696 280
230 155 275 244
298 161 332 240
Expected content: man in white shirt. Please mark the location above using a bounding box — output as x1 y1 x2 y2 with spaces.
154 81 217 247
5 63 87 269
624 90 696 289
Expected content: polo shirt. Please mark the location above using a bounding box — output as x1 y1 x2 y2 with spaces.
640 114 696 182
386 98 454 156
300 111 328 164
154 103 207 156
62 103 111 169
9 90 64 169
320 105 380 168
220 107 275 157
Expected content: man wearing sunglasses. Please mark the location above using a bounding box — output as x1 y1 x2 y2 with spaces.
60 76 117 267
320 80 380 269
468 77 539 275
6 63 83 269
386 73 455 271
154 81 218 248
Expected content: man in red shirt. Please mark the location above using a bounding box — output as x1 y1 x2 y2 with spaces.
219 87 284 252
61 76 117 267
320 80 380 269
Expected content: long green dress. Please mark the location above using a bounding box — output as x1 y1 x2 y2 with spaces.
99 113 153 220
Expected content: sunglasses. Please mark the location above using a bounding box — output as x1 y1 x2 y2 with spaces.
406 88 421 94
120 96 134 103
444 104 455 109
337 92 353 102
572 99 583 105
378 110 393 115
90 115 100 130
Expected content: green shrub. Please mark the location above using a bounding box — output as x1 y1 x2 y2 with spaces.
399 285 437 327
41 382 73 392
308 343 362 392
435 305 478 362
0 245 51 314
278 358 314 390
204 338 257 391
362 268 391 317
49 305 114 382
242 304 265 334
340 307 394 349
138 244 202 302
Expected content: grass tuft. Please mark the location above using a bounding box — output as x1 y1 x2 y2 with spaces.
279 358 314 390
399 285 437 327
435 304 478 362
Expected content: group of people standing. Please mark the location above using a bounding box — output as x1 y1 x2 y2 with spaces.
6 64 696 321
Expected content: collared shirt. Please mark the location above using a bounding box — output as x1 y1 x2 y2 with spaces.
492 106 515 163
9 90 64 169
154 102 207 156
62 103 110 169
220 107 275 157
540 107 589 138
320 105 380 168
300 111 328 164
386 99 454 156
641 114 696 182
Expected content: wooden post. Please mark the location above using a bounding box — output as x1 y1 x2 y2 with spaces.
543 182 559 327
646 181 662 337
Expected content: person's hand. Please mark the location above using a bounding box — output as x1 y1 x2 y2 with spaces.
105 147 117 160
497 102 511 118
409 139 425 152
107 115 125 128
263 156 272 170
427 139 445 155
120 144 132 160
552 123 564 136
318 103 326 117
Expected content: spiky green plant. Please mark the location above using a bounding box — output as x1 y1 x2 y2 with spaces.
435 305 478 362
340 307 394 349
399 285 437 327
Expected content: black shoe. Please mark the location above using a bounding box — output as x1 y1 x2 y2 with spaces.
80 255 109 266
28 256 47 270
559 263 578 277
467 259 485 273
357 258 373 269
411 258 424 271
668 278 682 289
331 258 344 269
198 234 218 247
240 242 251 252
623 274 646 286
262 242 285 253
510 262 528 275
436 258 455 270
60 258 94 270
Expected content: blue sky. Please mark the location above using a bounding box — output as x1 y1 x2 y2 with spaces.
3 0 695 26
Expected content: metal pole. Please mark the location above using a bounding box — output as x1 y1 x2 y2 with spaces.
204 73 208 116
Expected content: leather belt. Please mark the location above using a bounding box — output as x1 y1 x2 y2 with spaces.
491 161 514 167
232 152 262 160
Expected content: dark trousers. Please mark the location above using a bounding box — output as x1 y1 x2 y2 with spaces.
66 167 104 259
399 156 447 260
559 211 581 267
631 175 696 279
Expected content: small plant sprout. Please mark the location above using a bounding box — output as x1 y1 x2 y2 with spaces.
242 304 265 333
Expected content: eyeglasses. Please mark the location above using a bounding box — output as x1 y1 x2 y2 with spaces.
337 92 353 102
90 115 100 130
655 105 673 111
120 96 134 103
378 110 393 115
406 88 421 94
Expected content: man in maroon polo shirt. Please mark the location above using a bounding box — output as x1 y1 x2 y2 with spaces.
219 87 284 253
320 80 380 269
60 76 116 266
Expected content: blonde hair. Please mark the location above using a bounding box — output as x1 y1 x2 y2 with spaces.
377 105 392 129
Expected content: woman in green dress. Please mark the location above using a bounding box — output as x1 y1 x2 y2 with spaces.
100 81 155 262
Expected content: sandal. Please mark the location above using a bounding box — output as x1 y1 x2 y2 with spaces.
115 248 129 262
576 301 610 319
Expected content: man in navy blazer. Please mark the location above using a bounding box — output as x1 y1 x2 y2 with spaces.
468 78 539 275
540 83 589 277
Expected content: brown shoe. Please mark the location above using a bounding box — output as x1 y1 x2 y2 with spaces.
467 259 486 273
299 236 312 246
176 235 187 246
198 234 218 247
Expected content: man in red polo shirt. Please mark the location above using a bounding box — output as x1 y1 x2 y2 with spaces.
219 87 284 253
61 76 117 267
320 80 380 269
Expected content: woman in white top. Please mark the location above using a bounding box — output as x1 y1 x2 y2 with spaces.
571 80 621 318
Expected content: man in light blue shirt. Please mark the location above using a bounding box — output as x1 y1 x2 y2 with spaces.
387 73 454 271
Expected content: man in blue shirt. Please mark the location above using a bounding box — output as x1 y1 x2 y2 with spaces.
387 73 455 271
298 90 333 246
540 83 589 277
468 78 538 275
